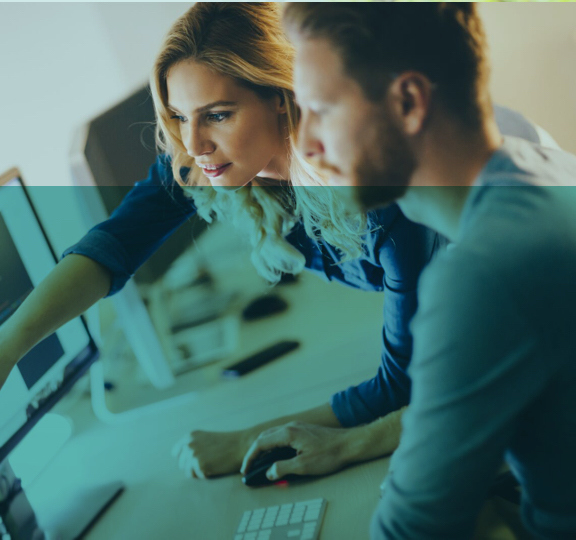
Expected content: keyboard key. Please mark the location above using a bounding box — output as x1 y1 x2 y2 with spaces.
233 499 326 540
305 509 320 521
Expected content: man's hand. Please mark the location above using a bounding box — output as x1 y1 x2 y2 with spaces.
172 429 254 479
240 407 407 483
240 422 356 482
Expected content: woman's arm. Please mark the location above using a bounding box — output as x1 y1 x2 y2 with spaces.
0 254 111 389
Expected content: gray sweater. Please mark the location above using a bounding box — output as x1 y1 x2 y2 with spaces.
372 137 576 539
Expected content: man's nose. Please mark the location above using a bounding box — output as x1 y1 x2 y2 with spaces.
298 110 324 159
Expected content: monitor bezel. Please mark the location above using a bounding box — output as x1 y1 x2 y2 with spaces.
0 167 99 464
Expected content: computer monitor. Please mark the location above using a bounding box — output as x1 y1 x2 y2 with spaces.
68 85 211 391
0 168 119 539
69 84 205 285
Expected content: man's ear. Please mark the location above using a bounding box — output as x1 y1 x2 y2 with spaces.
388 72 434 136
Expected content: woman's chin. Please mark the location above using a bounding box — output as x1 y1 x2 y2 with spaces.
209 177 251 192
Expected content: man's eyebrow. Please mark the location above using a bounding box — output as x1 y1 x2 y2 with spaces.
167 101 238 114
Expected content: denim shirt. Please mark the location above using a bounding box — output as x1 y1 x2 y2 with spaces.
63 105 543 427
64 154 442 426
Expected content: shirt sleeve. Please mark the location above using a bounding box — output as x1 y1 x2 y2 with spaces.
62 155 197 296
371 253 555 540
331 212 445 426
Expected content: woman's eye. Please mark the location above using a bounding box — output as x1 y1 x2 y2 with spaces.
170 114 186 123
206 112 230 123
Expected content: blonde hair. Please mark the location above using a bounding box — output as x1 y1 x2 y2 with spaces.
151 2 367 283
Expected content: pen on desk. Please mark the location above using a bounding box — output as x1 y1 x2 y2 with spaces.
221 340 300 378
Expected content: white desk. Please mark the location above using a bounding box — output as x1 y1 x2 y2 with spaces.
25 269 390 540
23 263 523 540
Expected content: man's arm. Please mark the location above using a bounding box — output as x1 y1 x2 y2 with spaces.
240 406 406 481
0 255 111 389
372 256 552 539
174 401 407 479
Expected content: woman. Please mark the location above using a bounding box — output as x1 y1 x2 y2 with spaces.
0 3 545 482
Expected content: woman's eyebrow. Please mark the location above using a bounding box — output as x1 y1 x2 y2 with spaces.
167 101 238 114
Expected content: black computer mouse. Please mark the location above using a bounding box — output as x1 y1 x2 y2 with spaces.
242 446 298 487
242 294 288 321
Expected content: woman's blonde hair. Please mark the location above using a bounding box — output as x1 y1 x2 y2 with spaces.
151 2 367 283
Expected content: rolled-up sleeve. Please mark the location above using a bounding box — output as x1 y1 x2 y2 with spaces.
331 212 445 427
63 155 196 296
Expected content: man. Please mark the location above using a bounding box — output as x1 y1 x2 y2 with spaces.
281 3 576 539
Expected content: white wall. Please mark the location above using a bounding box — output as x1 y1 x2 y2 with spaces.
0 2 189 253
481 3 576 155
0 2 575 252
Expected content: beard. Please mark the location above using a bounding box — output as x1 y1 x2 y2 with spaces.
353 108 416 212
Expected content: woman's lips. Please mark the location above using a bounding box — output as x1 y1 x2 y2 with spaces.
200 163 232 178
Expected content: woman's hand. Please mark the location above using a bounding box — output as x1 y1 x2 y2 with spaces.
172 429 254 479
240 422 357 481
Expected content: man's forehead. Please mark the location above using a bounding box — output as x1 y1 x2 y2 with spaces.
293 36 351 101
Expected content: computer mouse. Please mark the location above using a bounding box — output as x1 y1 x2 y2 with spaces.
242 294 288 321
242 446 298 487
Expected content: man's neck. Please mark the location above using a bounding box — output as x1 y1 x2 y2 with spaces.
399 112 502 241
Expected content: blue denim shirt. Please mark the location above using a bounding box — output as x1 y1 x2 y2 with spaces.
64 154 442 426
63 105 542 427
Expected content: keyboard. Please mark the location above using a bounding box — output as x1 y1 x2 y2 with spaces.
233 498 327 540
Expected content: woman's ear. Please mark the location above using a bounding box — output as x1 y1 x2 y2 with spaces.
276 93 288 114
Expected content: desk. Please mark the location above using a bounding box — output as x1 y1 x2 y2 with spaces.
24 268 390 539
22 271 525 540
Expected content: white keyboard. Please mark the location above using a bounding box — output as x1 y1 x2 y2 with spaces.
233 498 327 540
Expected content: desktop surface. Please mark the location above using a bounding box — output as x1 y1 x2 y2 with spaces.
23 262 387 539
22 263 524 540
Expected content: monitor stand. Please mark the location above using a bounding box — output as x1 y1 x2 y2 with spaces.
0 460 123 540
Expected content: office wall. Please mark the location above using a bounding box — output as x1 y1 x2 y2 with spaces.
0 2 188 253
481 3 576 154
0 3 575 251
